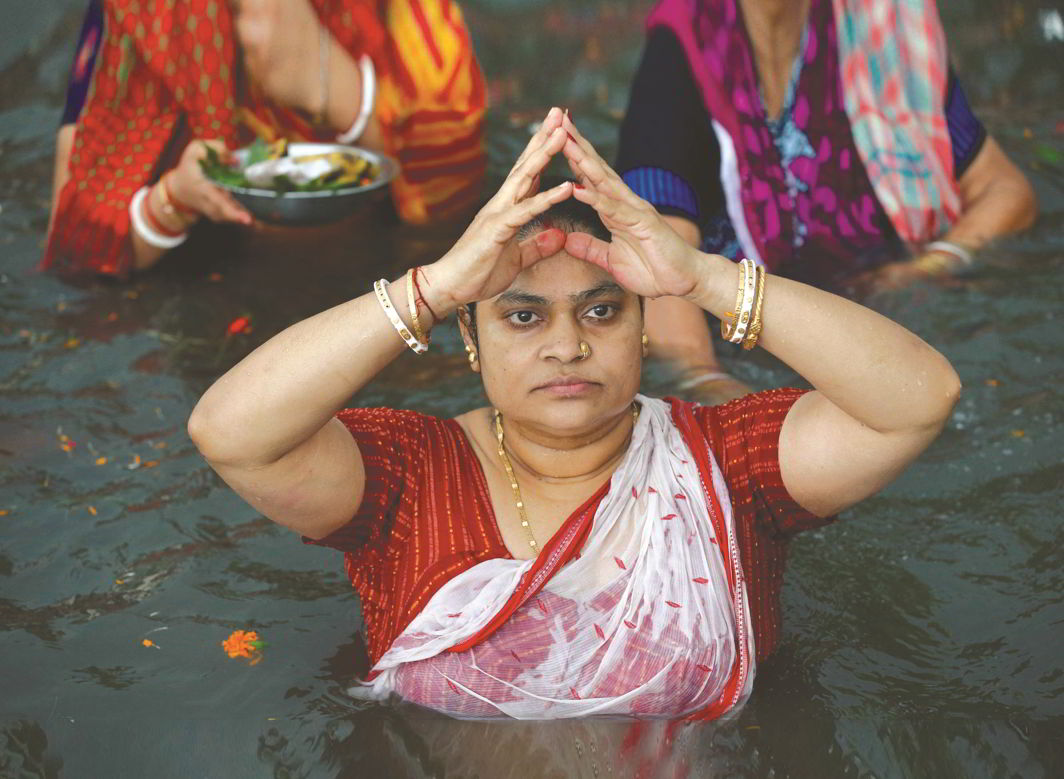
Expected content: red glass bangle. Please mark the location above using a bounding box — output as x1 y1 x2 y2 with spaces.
413 266 442 323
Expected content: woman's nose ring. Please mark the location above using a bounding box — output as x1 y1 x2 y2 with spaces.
579 341 591 360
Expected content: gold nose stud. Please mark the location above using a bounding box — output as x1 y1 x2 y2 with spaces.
579 341 591 360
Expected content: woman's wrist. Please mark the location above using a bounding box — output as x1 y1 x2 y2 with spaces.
151 173 199 232
165 170 202 222
910 250 965 277
417 262 463 322
684 251 740 316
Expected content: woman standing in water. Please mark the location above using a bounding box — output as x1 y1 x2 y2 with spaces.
616 0 1036 399
46 0 486 276
189 108 960 719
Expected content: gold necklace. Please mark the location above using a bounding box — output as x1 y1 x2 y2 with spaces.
493 403 640 555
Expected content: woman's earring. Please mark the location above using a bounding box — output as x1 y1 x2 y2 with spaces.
641 332 650 357
465 344 478 370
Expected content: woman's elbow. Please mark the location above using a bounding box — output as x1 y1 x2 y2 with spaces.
1012 174 1038 232
924 360 962 431
187 399 238 466
991 159 1038 234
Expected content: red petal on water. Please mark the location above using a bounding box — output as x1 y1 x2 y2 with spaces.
661 514 677 521
227 316 251 336
665 601 681 608
614 556 626 570
624 620 636 629
594 623 605 641
692 577 709 584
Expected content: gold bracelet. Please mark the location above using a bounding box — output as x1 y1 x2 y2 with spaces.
405 268 426 345
152 175 193 232
720 260 748 340
911 252 959 277
742 265 766 350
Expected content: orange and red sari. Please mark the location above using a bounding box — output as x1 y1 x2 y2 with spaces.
45 0 486 276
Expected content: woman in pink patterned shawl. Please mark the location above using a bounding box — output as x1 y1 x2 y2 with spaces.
617 0 1036 401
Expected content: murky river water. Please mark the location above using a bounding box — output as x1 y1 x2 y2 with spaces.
2 1 1062 777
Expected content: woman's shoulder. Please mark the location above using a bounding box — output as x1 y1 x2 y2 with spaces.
663 387 810 468
662 387 809 424
335 406 462 445
335 405 488 452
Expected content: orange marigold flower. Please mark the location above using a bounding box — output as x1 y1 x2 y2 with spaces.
222 629 263 659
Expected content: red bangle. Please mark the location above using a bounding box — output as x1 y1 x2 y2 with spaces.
142 187 186 237
413 267 442 323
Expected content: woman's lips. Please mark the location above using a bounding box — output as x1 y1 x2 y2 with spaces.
535 377 599 396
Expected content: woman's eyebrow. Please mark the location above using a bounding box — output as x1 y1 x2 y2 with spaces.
495 282 624 307
496 290 550 306
570 282 624 303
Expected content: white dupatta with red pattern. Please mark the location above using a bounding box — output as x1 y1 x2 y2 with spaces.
350 396 755 720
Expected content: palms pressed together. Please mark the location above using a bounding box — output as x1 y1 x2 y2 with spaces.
427 107 721 314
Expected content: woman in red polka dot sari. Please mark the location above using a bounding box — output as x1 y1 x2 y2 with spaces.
46 0 486 276
190 108 961 720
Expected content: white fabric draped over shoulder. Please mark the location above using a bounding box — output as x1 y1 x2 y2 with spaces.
349 396 755 720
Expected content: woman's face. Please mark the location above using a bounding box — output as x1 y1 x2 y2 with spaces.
469 250 643 435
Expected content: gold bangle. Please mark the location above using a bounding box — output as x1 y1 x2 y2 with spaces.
155 173 196 229
911 252 958 277
405 268 426 346
742 265 766 350
720 260 748 340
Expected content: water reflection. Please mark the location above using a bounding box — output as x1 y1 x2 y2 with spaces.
1 1 1062 777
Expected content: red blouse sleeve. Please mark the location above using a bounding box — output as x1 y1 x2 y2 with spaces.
695 388 833 538
303 407 430 554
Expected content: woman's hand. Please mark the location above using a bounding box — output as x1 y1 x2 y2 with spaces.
168 140 253 225
233 0 323 116
848 251 966 298
559 114 705 300
421 108 574 314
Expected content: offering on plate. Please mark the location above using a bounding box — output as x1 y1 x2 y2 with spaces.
198 139 398 225
202 138 380 192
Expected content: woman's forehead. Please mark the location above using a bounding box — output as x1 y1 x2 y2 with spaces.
495 252 620 302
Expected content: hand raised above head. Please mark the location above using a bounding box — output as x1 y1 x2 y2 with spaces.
420 108 575 315
560 114 706 301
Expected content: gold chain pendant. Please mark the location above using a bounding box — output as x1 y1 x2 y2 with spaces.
492 403 641 556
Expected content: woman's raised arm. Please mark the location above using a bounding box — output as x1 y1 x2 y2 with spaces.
188 109 574 539
560 115 961 518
